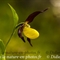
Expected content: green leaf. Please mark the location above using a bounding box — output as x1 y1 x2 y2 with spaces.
8 3 19 27
0 39 5 54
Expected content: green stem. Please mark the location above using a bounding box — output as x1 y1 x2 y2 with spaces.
0 54 5 60
5 28 15 49
5 22 24 49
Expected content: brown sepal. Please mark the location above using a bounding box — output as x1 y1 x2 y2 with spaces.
25 8 48 23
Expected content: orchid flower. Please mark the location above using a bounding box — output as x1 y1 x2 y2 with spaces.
17 8 48 46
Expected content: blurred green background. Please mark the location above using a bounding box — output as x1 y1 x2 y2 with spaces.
0 0 60 60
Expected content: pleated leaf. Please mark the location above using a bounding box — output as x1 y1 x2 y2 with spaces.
8 3 19 27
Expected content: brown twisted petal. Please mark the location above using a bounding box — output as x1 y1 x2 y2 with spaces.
18 24 25 42
25 8 48 24
27 38 33 47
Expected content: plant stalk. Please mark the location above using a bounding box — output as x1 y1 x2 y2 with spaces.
5 28 15 49
5 22 24 49
0 54 5 60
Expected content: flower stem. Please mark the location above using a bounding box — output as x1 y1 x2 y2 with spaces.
5 22 24 49
0 54 5 60
5 28 15 49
